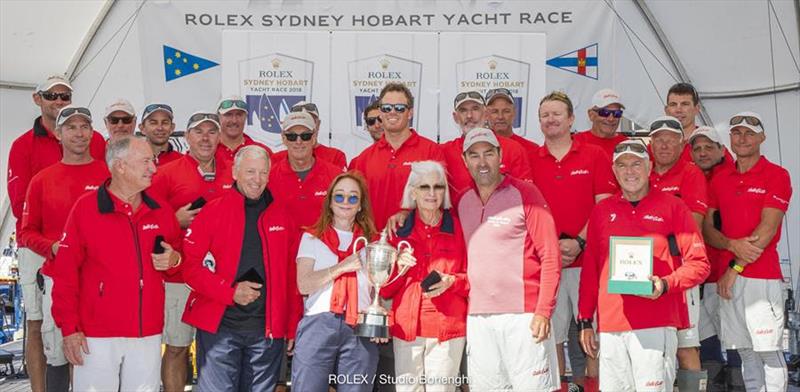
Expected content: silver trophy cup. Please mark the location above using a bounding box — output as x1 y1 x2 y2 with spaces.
353 229 412 338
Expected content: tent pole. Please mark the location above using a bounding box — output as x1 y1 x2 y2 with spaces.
632 0 713 126
699 82 800 99
65 0 117 80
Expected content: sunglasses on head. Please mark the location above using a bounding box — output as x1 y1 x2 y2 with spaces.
417 184 447 192
333 193 360 205
614 141 647 154
454 91 485 106
218 99 247 111
291 103 318 113
107 115 134 125
189 112 219 124
59 107 91 120
729 115 762 128
144 103 173 115
39 92 72 102
595 107 624 118
365 116 382 126
380 103 409 113
649 119 682 132
284 132 314 142
485 88 513 100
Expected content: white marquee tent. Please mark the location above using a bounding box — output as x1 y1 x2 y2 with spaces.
1 0 798 291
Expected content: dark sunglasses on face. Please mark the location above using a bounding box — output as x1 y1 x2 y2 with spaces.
614 141 647 154
454 91 485 106
417 184 447 192
729 115 762 128
380 103 409 113
218 99 247 111
649 119 682 132
284 132 314 142
39 92 72 101
107 116 134 125
189 112 219 124
333 194 360 205
365 116 382 126
291 103 318 113
595 107 624 118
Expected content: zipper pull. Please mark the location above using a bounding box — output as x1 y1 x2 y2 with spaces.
140 279 144 289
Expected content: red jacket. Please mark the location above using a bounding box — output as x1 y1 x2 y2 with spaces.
441 134 533 195
52 183 182 338
216 134 272 167
578 191 710 333
381 210 468 342
7 117 106 234
268 157 344 230
181 188 303 338
271 144 348 170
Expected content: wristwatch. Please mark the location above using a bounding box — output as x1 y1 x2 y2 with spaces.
729 259 744 273
577 318 593 330
575 236 586 252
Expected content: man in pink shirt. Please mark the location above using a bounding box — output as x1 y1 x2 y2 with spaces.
457 127 562 391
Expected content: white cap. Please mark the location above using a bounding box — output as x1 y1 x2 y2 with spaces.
728 111 764 134
104 99 136 117
36 74 72 92
591 88 624 109
454 91 485 110
612 139 648 162
688 126 722 144
56 105 92 127
462 127 499 152
648 116 684 137
281 111 316 132
217 95 247 114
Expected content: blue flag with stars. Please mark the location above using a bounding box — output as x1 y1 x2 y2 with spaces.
163 45 218 82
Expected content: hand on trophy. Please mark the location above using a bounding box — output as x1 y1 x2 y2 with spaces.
337 253 362 275
396 249 416 276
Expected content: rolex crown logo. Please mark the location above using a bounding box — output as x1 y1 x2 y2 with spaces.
271 58 281 69
379 57 390 70
488 59 498 70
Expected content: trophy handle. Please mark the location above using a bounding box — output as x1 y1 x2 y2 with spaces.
353 236 368 256
385 241 414 285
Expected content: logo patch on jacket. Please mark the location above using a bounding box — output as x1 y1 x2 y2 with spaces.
142 224 160 231
643 214 664 222
269 226 285 232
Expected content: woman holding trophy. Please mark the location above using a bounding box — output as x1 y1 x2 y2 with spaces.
381 161 469 392
292 172 414 391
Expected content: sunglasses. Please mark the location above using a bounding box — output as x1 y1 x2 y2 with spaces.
284 132 314 142
454 91 485 106
144 103 173 116
39 92 72 102
729 115 762 128
380 103 409 113
485 88 513 101
218 99 247 111
59 107 91 120
417 184 447 192
595 108 624 118
188 112 219 125
333 193 360 205
614 141 647 154
365 116 382 126
107 116 134 125
291 103 318 113
649 119 682 132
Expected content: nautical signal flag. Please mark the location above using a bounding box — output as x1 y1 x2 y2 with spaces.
546 44 598 80
163 45 218 82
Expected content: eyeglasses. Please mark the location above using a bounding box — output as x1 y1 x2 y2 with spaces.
333 193 360 205
454 91 485 106
39 92 72 102
649 119 682 132
729 115 762 128
379 103 409 113
291 103 318 113
107 116 134 125
365 116 382 126
595 107 624 118
218 99 247 111
417 184 447 192
188 112 219 125
613 141 647 154
284 132 314 142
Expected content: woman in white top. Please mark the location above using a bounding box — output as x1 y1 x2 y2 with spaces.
291 172 389 392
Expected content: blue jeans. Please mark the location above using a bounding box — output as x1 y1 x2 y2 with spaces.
196 326 284 392
292 312 379 392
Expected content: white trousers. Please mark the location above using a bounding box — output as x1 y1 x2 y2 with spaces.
598 327 678 392
467 313 559 391
393 337 465 392
73 335 161 392
42 276 66 366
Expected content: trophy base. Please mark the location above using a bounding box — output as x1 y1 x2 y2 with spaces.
355 312 389 338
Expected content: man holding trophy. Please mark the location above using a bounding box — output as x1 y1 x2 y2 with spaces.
293 172 415 392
